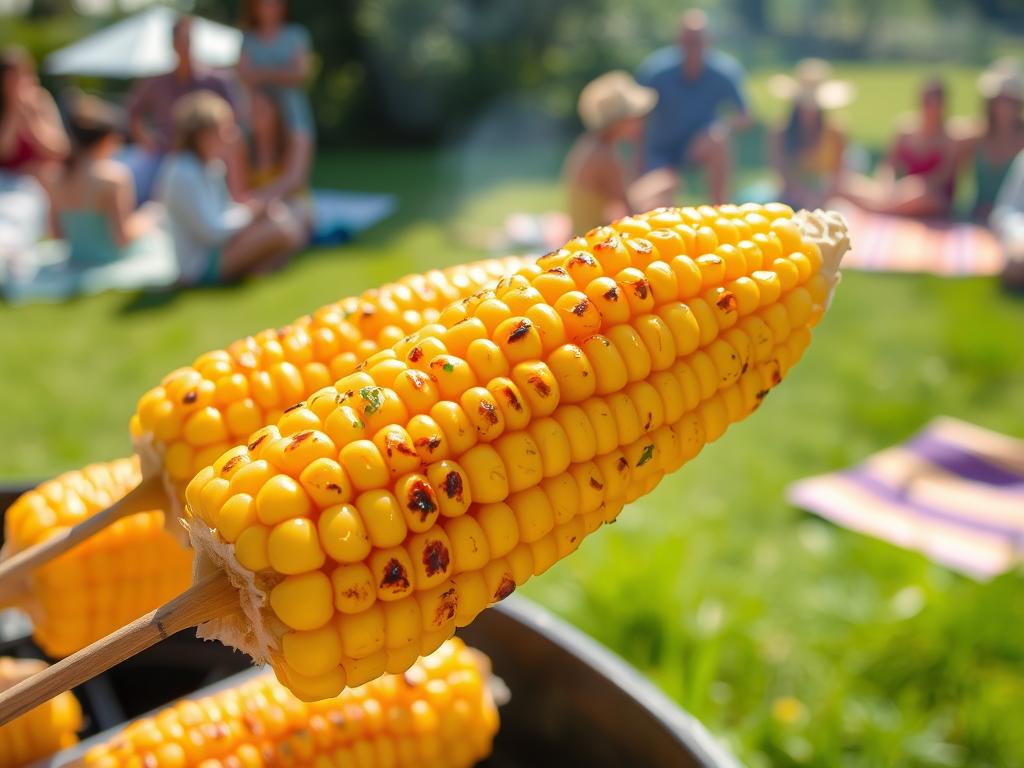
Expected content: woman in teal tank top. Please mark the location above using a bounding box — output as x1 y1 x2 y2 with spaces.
51 95 164 266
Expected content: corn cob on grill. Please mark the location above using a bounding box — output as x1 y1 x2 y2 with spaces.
1 458 193 657
79 638 498 768
131 256 530 534
182 204 848 701
0 658 81 767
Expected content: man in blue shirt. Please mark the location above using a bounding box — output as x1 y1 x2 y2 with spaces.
637 9 750 204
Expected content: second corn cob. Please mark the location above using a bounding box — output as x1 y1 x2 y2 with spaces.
182 204 849 701
79 637 498 768
0 658 81 768
1 458 193 657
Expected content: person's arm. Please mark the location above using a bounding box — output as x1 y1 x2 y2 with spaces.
102 165 155 248
163 158 254 246
822 126 847 198
126 80 159 151
769 128 795 187
594 148 630 221
722 59 752 132
251 133 313 201
21 88 69 160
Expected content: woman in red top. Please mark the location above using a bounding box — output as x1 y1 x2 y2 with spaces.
0 47 69 189
842 78 957 218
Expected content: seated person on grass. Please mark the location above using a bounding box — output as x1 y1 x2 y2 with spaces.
563 71 666 235
841 78 957 219
157 90 304 286
50 95 164 268
636 9 751 205
962 60 1024 221
767 59 852 211
0 46 69 199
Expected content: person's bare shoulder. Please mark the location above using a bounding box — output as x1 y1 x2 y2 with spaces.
91 160 134 199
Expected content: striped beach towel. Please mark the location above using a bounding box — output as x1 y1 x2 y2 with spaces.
835 202 1005 276
788 418 1024 579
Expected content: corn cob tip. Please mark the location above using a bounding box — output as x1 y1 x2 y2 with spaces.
794 208 850 306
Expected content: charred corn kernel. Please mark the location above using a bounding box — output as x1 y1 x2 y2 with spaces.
1 458 193 657
186 205 847 699
81 639 497 767
369 547 416 601
234 525 271 572
331 563 376 613
0 658 82 767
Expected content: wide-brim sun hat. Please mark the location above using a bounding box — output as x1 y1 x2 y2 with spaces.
768 58 855 111
578 70 658 133
978 58 1023 101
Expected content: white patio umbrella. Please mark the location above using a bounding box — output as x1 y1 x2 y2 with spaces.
44 5 242 78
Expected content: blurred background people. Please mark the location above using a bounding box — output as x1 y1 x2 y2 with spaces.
842 78 956 218
50 95 164 269
125 16 240 202
238 0 314 198
0 46 68 192
766 59 852 210
966 59 1024 220
563 71 660 234
157 90 303 286
636 9 750 205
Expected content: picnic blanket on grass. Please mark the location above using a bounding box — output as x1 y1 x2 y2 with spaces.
788 417 1024 580
310 190 396 246
835 202 1004 276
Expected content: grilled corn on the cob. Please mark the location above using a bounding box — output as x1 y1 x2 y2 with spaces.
0 658 81 767
79 638 498 768
185 204 849 700
1 458 193 657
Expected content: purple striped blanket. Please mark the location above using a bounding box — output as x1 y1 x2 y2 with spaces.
787 417 1024 579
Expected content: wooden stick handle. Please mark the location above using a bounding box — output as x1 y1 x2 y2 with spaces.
0 476 165 605
0 572 238 726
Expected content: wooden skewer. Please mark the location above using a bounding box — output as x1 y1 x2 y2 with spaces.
0 572 238 726
0 476 166 606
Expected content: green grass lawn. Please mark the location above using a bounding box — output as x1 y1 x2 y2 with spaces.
2 63 1024 767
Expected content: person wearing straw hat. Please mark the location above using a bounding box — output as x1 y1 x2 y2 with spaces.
767 59 853 210
961 58 1024 220
563 70 667 234
841 77 957 218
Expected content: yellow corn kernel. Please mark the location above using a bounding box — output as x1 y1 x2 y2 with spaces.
270 572 334 631
268 518 326 574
